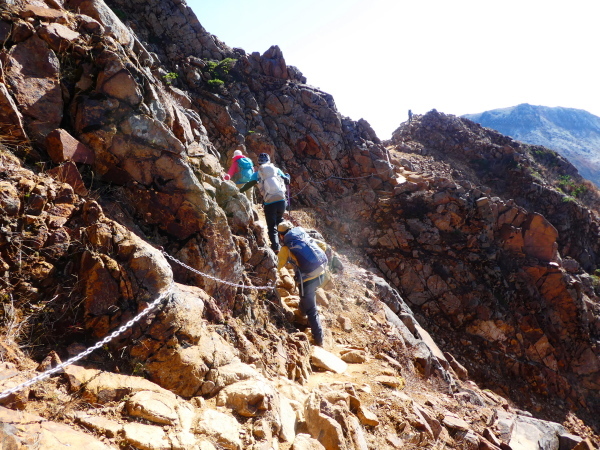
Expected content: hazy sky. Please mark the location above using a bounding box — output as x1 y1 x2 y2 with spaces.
186 0 600 140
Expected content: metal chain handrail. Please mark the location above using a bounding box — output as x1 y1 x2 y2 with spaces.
0 248 278 399
0 285 174 400
161 251 276 291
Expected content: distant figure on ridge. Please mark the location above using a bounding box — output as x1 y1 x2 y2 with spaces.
240 153 290 253
223 148 255 202
277 220 329 347
408 109 413 123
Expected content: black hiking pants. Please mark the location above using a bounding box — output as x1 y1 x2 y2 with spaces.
264 200 286 252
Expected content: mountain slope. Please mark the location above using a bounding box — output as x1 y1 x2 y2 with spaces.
1 1 600 449
463 104 600 185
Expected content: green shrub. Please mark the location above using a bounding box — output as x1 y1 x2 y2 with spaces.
207 79 224 88
573 184 587 197
206 58 236 78
558 175 573 187
205 58 237 89
557 175 586 198
162 72 178 84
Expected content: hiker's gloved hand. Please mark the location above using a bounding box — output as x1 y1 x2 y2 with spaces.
222 174 231 181
284 174 290 185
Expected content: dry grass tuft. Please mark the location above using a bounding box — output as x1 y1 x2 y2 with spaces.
0 135 38 164
287 207 318 230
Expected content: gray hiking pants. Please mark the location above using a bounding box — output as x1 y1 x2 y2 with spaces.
299 274 324 346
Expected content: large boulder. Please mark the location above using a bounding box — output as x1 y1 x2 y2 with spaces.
3 34 62 143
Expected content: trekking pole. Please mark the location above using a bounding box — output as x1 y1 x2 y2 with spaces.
286 182 292 214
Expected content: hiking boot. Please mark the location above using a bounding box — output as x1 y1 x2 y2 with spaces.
313 335 324 347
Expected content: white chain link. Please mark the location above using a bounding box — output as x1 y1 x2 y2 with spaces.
0 285 174 400
162 250 276 291
0 250 275 400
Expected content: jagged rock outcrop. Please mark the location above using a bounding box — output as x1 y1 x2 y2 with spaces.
373 111 600 420
391 110 600 271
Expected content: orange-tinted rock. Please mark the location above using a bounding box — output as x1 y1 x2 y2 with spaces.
100 70 143 105
37 23 80 52
498 223 524 254
20 5 66 20
0 83 29 143
46 129 95 165
522 213 558 262
47 161 88 196
0 181 21 216
4 35 62 143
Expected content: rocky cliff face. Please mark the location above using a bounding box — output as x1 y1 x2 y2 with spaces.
383 112 600 413
463 103 600 186
1 0 599 449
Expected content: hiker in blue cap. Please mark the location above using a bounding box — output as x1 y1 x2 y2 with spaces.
240 153 290 253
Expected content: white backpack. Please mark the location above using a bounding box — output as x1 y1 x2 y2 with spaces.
258 163 286 203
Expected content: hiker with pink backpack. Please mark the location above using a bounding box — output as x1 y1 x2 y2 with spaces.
224 149 255 202
240 153 290 253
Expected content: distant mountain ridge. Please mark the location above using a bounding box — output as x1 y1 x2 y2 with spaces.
463 104 600 185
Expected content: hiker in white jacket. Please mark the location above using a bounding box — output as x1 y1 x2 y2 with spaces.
240 153 290 253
